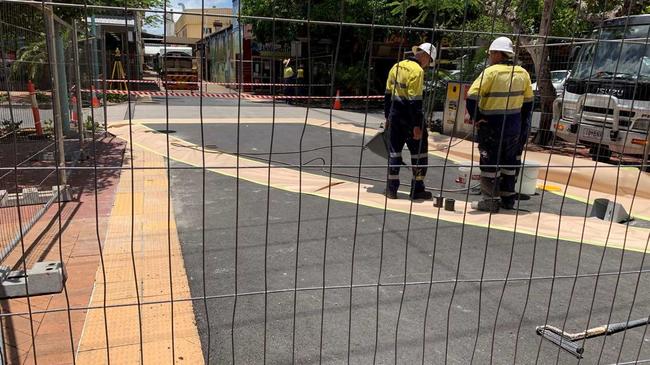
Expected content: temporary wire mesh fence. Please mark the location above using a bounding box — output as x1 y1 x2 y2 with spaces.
0 0 649 364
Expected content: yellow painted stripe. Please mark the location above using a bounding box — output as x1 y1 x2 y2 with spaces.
76 146 204 364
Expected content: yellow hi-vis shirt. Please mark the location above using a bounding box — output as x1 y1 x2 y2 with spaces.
384 58 424 126
284 66 294 79
385 59 424 103
467 64 533 116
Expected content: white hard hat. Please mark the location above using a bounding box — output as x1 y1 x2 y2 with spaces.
412 42 437 63
488 37 514 55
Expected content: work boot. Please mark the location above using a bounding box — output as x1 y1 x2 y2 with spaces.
410 190 433 201
500 200 515 210
385 189 398 200
515 193 531 201
471 199 500 213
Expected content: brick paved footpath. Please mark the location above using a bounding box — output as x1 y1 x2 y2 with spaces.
0 137 202 364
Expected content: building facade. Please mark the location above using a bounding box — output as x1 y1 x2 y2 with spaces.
174 8 232 39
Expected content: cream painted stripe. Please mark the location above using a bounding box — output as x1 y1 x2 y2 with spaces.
108 122 650 253
427 137 650 216
113 118 650 221
428 148 650 221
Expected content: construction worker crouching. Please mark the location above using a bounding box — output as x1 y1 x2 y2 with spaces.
384 42 436 200
466 37 534 213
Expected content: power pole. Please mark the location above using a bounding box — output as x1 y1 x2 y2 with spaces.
134 11 144 80
91 15 100 92
55 26 71 136
44 7 67 186
533 0 556 146
72 20 85 157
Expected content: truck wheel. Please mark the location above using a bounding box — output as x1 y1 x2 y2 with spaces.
589 145 612 162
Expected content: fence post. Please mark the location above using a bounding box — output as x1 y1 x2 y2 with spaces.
72 20 85 156
100 28 108 132
643 133 649 173
44 7 67 186
0 18 12 365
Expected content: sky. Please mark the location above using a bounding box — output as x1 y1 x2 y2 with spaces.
143 0 233 35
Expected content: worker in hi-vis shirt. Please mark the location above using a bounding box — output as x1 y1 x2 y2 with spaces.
296 63 305 95
283 58 295 97
466 37 534 213
384 42 436 200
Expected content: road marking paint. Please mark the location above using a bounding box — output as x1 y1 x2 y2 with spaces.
108 122 650 253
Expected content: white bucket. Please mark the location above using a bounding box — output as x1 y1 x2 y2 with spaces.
515 160 541 195
456 162 481 194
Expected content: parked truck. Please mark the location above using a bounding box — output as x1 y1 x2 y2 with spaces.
157 50 198 91
553 14 650 161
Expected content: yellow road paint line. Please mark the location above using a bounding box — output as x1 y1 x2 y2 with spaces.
539 184 562 192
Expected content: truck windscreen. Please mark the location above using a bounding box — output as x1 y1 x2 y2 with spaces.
164 57 193 70
572 24 650 81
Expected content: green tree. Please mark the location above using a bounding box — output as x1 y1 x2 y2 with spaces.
11 39 47 82
388 0 483 29
242 0 395 44
55 0 164 25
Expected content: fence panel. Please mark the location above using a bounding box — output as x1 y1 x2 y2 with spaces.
0 1 649 365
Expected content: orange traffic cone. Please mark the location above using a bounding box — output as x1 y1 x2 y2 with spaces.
27 80 43 135
333 90 342 110
71 95 78 125
91 86 101 108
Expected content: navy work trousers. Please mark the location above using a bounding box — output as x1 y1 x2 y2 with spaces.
387 120 428 194
477 125 519 206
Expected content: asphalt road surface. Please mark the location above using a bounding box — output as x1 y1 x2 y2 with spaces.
164 121 650 364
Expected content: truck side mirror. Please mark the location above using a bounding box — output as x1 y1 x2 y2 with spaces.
569 46 581 62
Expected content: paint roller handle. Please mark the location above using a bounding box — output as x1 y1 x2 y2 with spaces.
606 317 650 336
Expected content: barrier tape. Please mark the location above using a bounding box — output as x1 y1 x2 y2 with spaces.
92 79 331 87
81 88 384 100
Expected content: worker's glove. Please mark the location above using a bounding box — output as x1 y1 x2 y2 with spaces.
475 119 487 130
413 126 423 140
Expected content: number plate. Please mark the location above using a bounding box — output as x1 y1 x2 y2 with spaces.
580 126 603 141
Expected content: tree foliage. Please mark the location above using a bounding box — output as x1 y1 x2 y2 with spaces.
11 39 47 81
241 0 396 44
1 0 164 32
388 0 483 29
